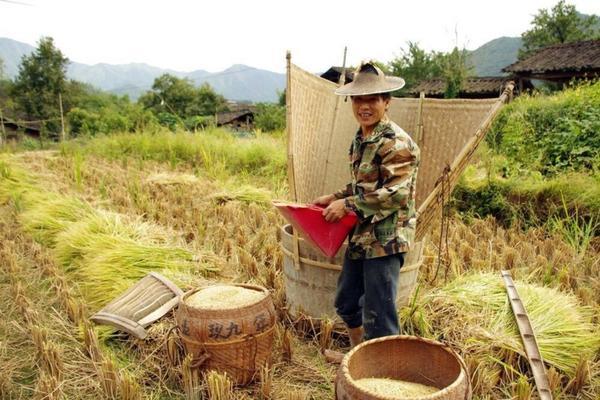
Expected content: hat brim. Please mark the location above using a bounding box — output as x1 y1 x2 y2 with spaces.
334 76 405 96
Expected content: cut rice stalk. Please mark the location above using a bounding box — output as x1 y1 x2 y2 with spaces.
427 272 600 378
208 184 272 205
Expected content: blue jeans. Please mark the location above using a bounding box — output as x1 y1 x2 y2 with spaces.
334 252 404 340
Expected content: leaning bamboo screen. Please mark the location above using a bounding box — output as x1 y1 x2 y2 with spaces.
286 57 513 240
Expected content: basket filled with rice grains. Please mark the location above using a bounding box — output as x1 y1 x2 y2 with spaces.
336 336 470 399
175 284 276 386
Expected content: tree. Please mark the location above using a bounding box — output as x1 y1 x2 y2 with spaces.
195 83 227 116
387 42 470 98
254 103 285 132
520 0 600 58
139 75 227 126
13 37 69 136
387 42 443 96
438 46 472 98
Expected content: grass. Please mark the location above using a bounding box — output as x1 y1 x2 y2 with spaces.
59 128 288 190
453 149 600 231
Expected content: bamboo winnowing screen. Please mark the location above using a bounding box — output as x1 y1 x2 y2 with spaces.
287 60 512 239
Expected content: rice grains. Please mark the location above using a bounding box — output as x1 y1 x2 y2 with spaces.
355 377 439 398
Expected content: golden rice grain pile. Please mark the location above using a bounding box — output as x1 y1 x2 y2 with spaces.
186 285 265 309
354 377 439 397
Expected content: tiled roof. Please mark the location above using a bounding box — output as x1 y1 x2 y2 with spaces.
216 110 254 125
410 77 509 96
503 39 600 74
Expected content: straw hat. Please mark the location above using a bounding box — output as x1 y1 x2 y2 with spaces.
334 61 405 96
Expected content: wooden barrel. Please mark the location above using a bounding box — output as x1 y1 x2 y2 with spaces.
175 284 276 386
336 336 471 400
279 224 424 321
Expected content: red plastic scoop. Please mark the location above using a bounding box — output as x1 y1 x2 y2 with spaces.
273 201 357 258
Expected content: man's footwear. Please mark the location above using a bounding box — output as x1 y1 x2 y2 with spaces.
348 326 364 348
323 349 344 364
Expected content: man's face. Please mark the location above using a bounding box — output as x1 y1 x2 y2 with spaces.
351 95 390 130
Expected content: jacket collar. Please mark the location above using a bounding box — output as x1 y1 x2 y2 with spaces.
354 119 394 145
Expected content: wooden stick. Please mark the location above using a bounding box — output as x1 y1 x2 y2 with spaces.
501 270 553 400
59 93 66 141
286 52 301 269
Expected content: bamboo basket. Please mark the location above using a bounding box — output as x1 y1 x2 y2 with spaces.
174 284 276 386
335 336 471 400
279 224 423 321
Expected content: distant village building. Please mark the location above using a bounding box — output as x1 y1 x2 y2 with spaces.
409 77 523 99
216 107 255 131
320 67 354 84
0 115 41 139
503 39 600 91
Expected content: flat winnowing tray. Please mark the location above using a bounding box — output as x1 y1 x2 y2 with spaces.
91 272 183 339
273 201 357 258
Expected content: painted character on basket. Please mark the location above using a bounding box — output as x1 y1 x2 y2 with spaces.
313 61 420 360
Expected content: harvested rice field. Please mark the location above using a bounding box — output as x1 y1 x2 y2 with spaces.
1 131 598 400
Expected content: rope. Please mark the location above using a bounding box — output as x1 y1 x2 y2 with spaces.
430 164 451 284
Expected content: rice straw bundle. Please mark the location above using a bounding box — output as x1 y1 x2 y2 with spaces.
354 377 439 397
145 172 199 185
53 209 178 267
426 272 600 377
19 194 94 246
208 184 272 205
186 285 264 310
0 159 38 206
74 241 217 308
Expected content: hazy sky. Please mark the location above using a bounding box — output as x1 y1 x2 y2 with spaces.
1 0 598 74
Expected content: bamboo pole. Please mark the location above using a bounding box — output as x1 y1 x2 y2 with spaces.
59 93 66 141
501 270 553 400
285 51 301 269
416 91 425 145
0 107 5 147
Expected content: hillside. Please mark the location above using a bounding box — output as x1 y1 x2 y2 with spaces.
0 37 285 102
467 36 522 76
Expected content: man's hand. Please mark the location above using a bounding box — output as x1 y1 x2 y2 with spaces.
323 199 347 222
312 194 336 207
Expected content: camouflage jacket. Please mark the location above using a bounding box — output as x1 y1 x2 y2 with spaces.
334 120 420 260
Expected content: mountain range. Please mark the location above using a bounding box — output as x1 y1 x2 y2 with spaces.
1 36 523 102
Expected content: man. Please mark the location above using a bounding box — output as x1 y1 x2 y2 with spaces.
313 61 420 357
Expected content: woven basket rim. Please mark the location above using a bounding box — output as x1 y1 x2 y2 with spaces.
340 335 467 400
181 283 270 312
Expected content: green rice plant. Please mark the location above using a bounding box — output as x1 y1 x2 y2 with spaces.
549 197 599 258
426 273 600 379
71 152 85 190
60 129 287 185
